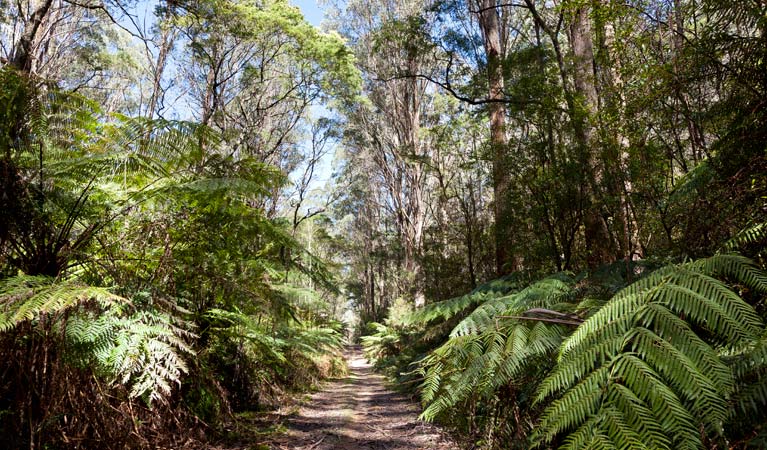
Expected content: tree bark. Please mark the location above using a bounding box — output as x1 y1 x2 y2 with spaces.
476 0 518 275
568 2 614 268
11 0 55 73
147 20 176 119
595 7 642 268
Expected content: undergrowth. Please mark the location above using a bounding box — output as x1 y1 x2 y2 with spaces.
362 243 767 449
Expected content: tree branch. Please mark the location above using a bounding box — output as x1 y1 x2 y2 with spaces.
497 308 585 326
469 2 527 15
376 71 539 107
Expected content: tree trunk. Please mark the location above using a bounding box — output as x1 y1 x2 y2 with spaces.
371 49 427 307
403 68 426 307
11 0 54 73
595 8 642 267
147 21 176 119
476 0 518 275
568 3 614 268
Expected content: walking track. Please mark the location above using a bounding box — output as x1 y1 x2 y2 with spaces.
269 347 458 449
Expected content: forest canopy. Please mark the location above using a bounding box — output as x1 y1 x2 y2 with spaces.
1 0 766 449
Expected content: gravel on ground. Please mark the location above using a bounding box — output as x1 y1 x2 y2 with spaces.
267 346 459 450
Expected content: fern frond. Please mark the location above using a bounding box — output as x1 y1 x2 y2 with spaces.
690 253 767 294
93 310 194 405
0 275 193 406
600 405 650 450
604 384 669 449
627 327 728 432
636 303 732 394
206 308 288 363
492 322 565 390
560 417 602 450
536 366 609 443
720 222 767 251
450 294 513 337
407 275 523 325
535 256 767 449
726 333 767 416
409 291 492 325
450 273 574 337
0 275 125 332
537 333 626 402
612 354 700 449
419 275 577 422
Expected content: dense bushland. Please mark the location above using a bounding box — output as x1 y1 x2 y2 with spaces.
364 249 767 448
2 0 767 448
0 64 346 449
1 0 363 446
351 0 767 449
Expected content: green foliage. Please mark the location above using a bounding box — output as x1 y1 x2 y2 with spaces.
449 273 574 338
417 274 577 423
180 0 360 101
406 275 523 326
3 0 767 447
0 67 30 151
0 275 194 406
67 309 194 405
363 252 767 448
361 321 403 362
0 275 123 332
0 59 348 446
727 332 767 415
535 255 767 449
721 223 767 252
205 302 345 409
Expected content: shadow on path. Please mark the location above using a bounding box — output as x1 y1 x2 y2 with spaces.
269 346 458 449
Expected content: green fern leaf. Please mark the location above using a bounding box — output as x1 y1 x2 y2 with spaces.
535 256 766 449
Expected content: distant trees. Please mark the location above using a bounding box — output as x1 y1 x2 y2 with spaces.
333 0 766 317
332 0 437 310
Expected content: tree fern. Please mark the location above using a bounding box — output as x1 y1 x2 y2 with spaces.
0 275 124 332
720 222 767 252
68 310 195 405
721 329 767 447
361 321 404 362
534 255 767 449
1 275 194 405
418 274 577 422
450 273 575 337
206 308 289 364
206 307 343 369
406 275 524 326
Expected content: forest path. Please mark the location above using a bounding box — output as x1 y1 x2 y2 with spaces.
268 346 458 449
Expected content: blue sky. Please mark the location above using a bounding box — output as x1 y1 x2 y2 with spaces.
117 0 338 202
293 0 326 27
290 1 340 196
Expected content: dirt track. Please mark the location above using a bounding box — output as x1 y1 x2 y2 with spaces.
269 347 458 449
